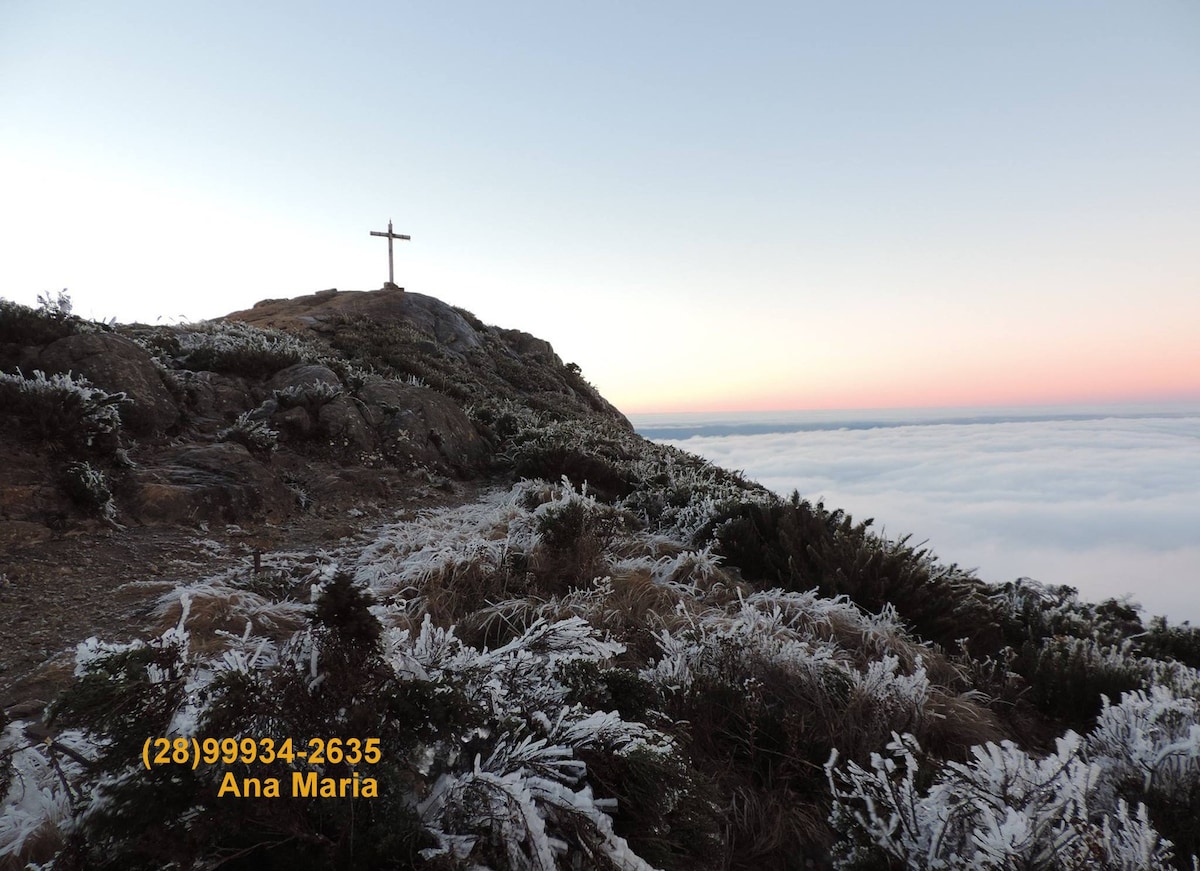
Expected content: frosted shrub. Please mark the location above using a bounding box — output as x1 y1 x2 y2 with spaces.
620 444 774 541
1016 636 1174 731
0 723 93 862
175 320 316 376
642 590 929 730
354 478 626 628
826 732 1178 870
0 368 126 452
388 614 679 869
1088 685 1200 798
273 379 343 408
217 410 279 455
0 292 102 345
992 577 1142 645
64 460 118 522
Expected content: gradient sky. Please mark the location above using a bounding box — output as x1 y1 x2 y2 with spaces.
2 1 1198 413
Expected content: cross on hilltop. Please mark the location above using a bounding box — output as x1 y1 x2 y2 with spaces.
369 219 410 289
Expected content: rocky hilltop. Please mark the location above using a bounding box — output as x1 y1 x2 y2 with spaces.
1 287 626 534
3 289 1200 870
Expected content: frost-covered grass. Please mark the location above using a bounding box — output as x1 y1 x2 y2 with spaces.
273 379 343 409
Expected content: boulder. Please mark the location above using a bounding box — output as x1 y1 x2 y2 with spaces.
177 372 257 429
270 405 314 439
33 333 180 435
315 395 375 455
358 379 488 472
131 442 293 525
225 289 482 355
267 363 342 393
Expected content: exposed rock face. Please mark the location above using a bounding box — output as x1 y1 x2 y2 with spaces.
227 288 482 354
179 371 257 427
267 364 342 392
357 378 489 472
131 443 294 525
225 288 631 428
29 333 180 435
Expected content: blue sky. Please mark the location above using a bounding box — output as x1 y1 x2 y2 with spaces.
2 1 1198 412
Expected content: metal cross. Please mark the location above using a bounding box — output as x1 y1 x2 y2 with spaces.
369 219 411 288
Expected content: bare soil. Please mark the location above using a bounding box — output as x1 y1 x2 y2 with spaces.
0 473 491 720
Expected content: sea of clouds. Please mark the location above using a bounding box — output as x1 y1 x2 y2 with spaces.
634 405 1200 625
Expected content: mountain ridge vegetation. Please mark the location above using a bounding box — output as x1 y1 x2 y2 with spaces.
2 288 1199 869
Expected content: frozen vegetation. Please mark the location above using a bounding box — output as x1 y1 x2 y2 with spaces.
4 294 1200 869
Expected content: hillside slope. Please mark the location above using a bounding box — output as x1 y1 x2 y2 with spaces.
3 290 1200 870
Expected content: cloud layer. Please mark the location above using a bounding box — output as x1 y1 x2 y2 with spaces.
652 411 1200 624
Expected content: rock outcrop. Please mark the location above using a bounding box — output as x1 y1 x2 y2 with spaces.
0 287 623 536
224 288 631 427
27 332 180 435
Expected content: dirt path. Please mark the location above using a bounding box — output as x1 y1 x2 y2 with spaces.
0 474 492 718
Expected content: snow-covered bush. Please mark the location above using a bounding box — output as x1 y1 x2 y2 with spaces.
0 722 94 864
0 292 101 347
217 410 279 455
992 577 1144 647
392 615 693 869
273 379 343 409
620 443 774 541
1013 637 1163 732
10 558 718 869
638 586 994 864
699 494 1005 656
0 368 126 454
1089 686 1200 798
63 460 118 522
174 320 317 376
826 731 1180 870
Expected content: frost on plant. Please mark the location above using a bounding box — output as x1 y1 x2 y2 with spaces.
825 731 1180 870
0 723 93 862
393 616 671 869
1088 685 1200 798
217 410 279 455
274 379 343 409
173 319 318 376
0 368 126 452
64 460 118 522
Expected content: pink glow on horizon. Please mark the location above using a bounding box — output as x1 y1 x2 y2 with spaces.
618 342 1200 415
621 383 1200 416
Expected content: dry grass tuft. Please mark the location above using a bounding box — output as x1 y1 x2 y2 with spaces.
154 582 308 650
